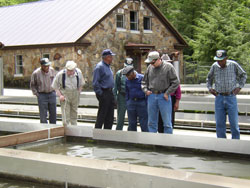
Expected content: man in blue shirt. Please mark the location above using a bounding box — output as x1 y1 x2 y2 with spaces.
93 49 115 129
123 66 148 132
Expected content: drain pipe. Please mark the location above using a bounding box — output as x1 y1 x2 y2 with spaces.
0 42 4 96
0 56 3 96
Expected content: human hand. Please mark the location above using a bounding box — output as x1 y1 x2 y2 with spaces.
146 90 152 96
232 88 241 95
209 89 217 96
164 93 169 101
174 100 180 111
59 95 65 102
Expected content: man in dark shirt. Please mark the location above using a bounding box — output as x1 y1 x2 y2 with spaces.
93 49 115 129
123 66 148 132
142 51 179 134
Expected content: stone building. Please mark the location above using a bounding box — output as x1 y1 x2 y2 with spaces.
0 0 187 89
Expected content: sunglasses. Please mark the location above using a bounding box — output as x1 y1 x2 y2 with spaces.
150 58 158 65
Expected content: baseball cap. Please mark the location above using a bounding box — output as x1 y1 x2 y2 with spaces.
124 57 133 67
40 58 51 66
102 49 116 57
122 66 134 75
214 50 227 61
65 61 77 70
145 51 160 63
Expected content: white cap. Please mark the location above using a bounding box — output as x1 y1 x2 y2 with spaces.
65 61 77 70
145 51 160 63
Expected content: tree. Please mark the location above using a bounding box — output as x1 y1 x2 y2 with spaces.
191 0 250 81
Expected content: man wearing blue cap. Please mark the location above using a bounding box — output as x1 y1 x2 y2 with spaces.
113 58 133 130
93 49 116 129
30 58 57 124
206 50 247 139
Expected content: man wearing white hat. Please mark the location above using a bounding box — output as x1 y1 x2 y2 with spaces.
142 51 179 134
52 60 84 125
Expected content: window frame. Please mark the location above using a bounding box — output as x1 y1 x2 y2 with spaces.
15 55 23 76
42 53 50 60
130 11 138 31
116 14 125 29
143 16 152 31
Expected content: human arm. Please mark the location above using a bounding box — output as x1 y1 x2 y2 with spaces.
206 65 217 96
113 71 120 101
165 65 179 96
30 72 39 96
141 68 152 96
92 66 103 95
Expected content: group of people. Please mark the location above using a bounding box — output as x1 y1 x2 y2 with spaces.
93 49 181 135
93 49 247 140
31 48 247 140
30 59 84 126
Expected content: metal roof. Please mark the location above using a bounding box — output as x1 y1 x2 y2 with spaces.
0 0 122 47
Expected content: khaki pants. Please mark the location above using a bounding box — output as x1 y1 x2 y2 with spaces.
60 89 80 126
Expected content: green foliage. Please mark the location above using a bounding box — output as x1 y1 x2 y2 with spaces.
0 0 38 7
153 0 250 83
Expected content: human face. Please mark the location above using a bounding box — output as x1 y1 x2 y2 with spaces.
103 55 113 65
41 65 49 73
150 58 160 67
66 69 75 77
126 71 135 80
217 58 227 68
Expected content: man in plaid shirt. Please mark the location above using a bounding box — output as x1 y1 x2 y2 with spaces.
206 50 247 139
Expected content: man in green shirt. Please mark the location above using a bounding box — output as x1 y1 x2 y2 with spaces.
113 58 133 130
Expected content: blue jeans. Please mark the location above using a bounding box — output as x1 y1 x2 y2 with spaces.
147 93 172 133
37 92 57 124
215 94 240 139
126 99 148 132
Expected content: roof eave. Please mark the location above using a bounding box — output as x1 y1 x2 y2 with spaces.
1 41 91 50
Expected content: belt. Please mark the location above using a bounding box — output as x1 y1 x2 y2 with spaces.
38 91 54 94
102 88 112 91
219 92 232 96
151 90 166 94
131 98 145 101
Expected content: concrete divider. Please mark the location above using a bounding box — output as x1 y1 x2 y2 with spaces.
0 123 250 187
0 148 250 188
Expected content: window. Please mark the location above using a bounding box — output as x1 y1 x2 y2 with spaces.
15 55 23 75
43 53 50 60
130 11 138 30
116 14 125 29
144 17 151 30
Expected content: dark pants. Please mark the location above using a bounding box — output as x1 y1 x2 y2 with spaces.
37 92 57 124
127 99 148 132
158 95 175 133
95 90 114 129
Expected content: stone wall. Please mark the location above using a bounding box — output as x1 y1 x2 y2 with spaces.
0 0 184 89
